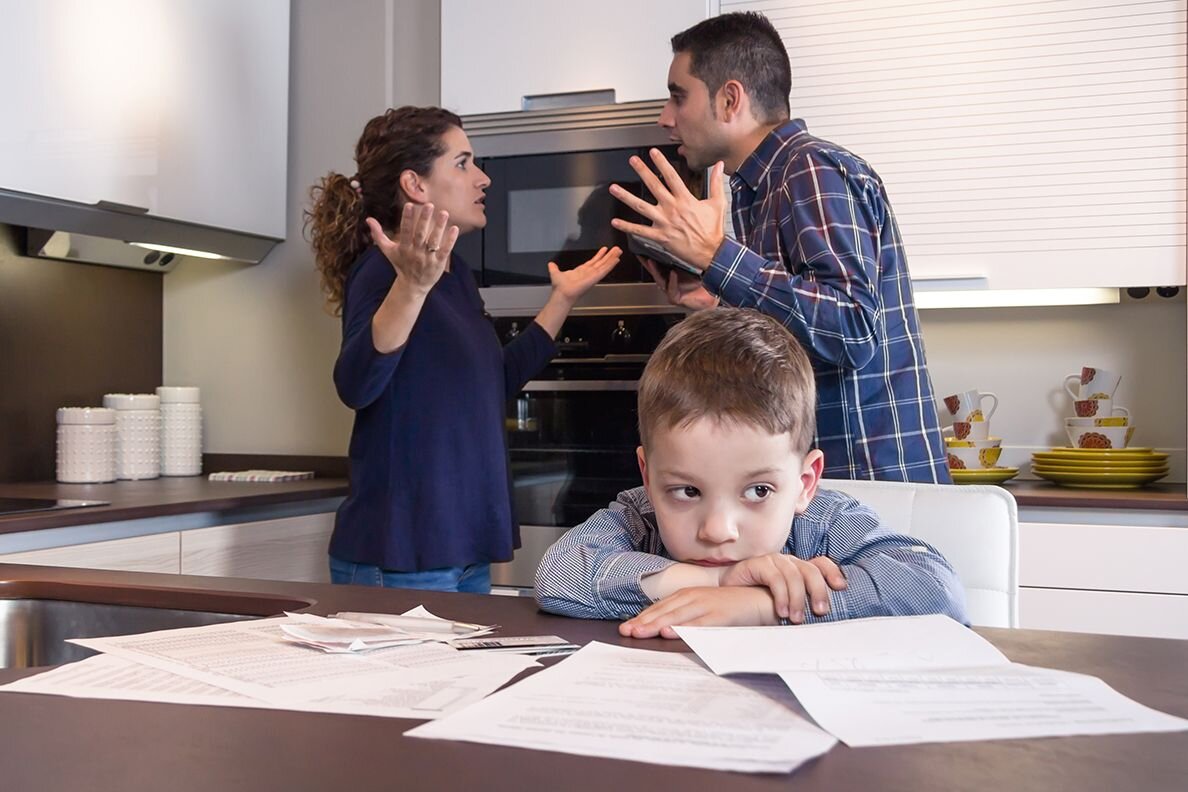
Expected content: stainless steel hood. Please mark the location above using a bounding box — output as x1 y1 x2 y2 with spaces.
0 188 281 272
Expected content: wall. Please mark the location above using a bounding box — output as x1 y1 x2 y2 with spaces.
921 296 1186 481
162 0 441 455
0 226 162 481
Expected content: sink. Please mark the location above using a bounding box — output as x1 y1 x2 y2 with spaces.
0 580 315 669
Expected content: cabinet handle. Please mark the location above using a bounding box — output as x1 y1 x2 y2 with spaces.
521 89 616 112
95 200 150 215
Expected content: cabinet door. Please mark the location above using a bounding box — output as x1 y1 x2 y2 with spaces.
0 0 288 239
180 513 334 583
441 0 710 116
0 532 180 574
1020 588 1188 640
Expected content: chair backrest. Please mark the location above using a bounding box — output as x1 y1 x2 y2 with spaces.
820 478 1019 628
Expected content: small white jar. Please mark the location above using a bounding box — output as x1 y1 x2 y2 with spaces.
157 386 203 477
56 407 117 483
103 393 161 480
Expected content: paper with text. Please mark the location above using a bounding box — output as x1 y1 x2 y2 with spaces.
779 663 1188 746
407 641 837 774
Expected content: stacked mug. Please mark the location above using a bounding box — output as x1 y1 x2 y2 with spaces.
1062 366 1135 449
158 386 203 476
938 389 1003 471
103 393 161 480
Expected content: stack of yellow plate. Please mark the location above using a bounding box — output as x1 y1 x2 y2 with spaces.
1031 448 1169 489
949 466 1018 485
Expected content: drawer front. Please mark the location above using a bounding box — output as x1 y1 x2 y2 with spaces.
1020 521 1188 594
1020 587 1188 640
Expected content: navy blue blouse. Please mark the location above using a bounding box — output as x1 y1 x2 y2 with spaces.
329 247 556 571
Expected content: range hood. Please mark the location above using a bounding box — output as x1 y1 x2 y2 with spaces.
0 188 280 272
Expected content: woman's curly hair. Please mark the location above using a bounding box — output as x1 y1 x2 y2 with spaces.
304 106 463 315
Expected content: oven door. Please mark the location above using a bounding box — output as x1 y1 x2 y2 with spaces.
492 379 643 589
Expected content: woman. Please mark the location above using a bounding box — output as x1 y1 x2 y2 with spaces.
306 106 621 593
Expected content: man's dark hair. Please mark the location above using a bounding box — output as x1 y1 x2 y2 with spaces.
671 12 791 124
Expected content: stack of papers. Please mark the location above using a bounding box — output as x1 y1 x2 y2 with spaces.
0 608 532 720
280 609 495 652
675 614 1188 747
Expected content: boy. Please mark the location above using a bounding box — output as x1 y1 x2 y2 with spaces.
534 308 967 639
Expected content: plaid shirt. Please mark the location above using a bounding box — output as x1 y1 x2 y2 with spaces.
705 119 950 483
534 486 968 625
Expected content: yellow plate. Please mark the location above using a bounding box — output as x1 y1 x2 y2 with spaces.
1033 450 1168 463
1032 468 1168 486
949 467 1019 485
1032 464 1169 475
1029 456 1169 470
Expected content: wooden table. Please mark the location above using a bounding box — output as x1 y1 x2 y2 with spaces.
0 564 1184 791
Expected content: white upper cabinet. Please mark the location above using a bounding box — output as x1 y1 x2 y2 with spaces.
441 0 712 117
0 0 289 239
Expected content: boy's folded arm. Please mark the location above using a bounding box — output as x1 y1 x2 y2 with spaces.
812 540 970 625
799 492 970 625
534 496 682 620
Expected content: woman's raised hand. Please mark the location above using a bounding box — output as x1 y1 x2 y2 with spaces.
366 203 460 297
547 245 623 305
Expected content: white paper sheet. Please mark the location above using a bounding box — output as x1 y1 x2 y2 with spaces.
675 614 1008 674
407 641 837 774
779 664 1188 746
0 651 536 720
68 617 522 704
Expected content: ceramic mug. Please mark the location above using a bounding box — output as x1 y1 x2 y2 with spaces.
945 420 991 441
1063 366 1121 401
939 390 999 425
946 445 1003 470
1065 424 1134 449
1073 398 1128 420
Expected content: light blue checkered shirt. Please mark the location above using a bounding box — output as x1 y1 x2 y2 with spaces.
535 486 969 624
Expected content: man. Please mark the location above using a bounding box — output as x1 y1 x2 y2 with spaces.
610 11 950 483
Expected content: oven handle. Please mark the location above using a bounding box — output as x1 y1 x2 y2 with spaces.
522 380 639 392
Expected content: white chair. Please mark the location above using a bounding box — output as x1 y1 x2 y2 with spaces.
820 478 1019 628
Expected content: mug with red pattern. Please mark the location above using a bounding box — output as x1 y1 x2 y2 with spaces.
1063 366 1121 401
939 389 999 426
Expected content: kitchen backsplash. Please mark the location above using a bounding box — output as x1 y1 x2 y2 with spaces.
0 225 162 482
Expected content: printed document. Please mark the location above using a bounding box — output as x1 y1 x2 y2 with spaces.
407 641 837 774
780 663 1188 747
0 650 534 720
676 614 1188 746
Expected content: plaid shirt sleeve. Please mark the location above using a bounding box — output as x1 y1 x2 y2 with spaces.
534 488 675 620
705 148 884 370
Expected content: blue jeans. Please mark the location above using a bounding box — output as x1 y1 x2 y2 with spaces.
328 555 492 594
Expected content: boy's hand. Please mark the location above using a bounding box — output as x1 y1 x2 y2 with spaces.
718 554 847 624
619 586 778 639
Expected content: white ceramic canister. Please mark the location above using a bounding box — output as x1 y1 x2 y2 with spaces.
56 407 117 483
157 386 203 476
103 393 161 480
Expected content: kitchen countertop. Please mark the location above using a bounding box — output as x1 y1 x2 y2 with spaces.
0 476 350 536
0 475 1183 540
0 563 1184 792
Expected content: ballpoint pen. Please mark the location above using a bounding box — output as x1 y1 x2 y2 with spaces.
331 611 495 635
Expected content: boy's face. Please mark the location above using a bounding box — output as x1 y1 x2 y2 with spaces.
637 417 823 565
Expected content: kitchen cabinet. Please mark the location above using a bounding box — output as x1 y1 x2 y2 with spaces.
180 513 334 584
1018 518 1188 639
0 532 180 574
0 0 289 239
440 0 713 116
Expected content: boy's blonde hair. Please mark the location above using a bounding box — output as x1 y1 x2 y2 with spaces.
638 308 816 454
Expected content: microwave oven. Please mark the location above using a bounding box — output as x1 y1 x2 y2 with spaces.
458 99 705 316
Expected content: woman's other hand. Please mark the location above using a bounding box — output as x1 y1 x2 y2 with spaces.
366 202 460 298
547 245 623 306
